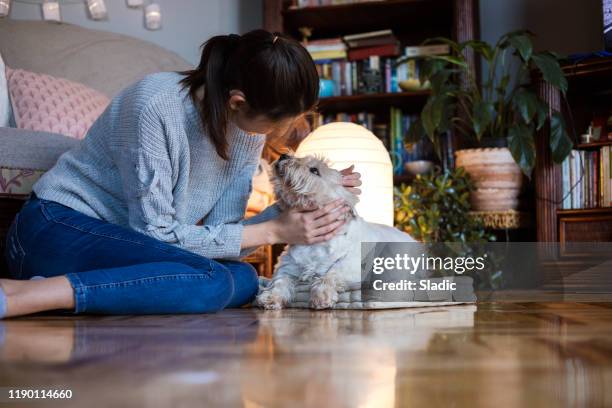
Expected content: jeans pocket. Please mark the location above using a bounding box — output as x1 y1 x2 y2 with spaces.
5 213 26 279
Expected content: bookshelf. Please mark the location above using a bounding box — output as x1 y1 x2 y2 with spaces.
535 56 612 244
263 0 480 183
317 90 430 111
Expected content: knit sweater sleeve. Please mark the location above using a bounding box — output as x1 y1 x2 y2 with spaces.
203 166 281 259
115 97 245 259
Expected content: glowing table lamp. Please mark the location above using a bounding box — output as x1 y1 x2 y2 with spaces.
296 122 394 226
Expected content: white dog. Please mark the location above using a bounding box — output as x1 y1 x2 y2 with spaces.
256 153 415 310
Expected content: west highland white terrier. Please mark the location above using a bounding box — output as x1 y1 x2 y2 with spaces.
256 153 415 310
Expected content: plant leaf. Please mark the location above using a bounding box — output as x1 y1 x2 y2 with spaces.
535 100 548 130
512 88 539 124
472 100 495 141
507 33 533 61
429 55 468 68
550 112 573 163
462 40 494 61
532 52 568 94
507 124 536 178
421 96 446 142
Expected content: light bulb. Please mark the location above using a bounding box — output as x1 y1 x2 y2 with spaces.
0 0 11 18
87 0 107 20
145 3 161 30
42 1 61 22
126 0 143 8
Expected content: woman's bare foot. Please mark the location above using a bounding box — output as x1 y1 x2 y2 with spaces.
0 277 75 318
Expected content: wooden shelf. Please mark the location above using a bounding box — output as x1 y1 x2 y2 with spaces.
557 207 612 216
318 91 430 112
576 140 612 149
282 0 452 40
563 56 612 96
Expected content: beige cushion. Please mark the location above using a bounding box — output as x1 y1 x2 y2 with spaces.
0 20 192 98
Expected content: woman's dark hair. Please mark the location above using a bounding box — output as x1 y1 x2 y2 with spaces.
180 29 319 160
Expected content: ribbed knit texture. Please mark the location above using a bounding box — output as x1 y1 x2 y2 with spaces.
33 72 279 259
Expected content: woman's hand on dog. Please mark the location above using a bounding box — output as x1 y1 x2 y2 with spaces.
271 198 350 245
340 165 362 195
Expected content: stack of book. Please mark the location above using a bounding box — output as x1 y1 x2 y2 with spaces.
306 30 449 97
561 147 612 209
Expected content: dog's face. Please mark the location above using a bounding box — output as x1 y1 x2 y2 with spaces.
272 153 358 211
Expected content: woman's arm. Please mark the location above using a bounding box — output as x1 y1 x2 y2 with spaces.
241 199 349 249
115 97 250 259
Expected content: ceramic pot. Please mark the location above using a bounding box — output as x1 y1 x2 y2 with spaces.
455 147 523 211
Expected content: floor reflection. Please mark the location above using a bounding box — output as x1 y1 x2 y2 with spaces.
0 303 611 407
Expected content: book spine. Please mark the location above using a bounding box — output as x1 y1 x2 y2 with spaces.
562 155 570 209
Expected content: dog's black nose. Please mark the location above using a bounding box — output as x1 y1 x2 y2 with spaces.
278 153 290 162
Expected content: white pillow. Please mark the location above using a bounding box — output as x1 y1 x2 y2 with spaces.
0 52 11 127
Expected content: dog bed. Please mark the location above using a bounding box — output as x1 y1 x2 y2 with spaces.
257 277 476 309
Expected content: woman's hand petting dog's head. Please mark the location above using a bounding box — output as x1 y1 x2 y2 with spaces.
272 153 359 212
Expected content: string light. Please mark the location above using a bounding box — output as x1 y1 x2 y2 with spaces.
126 0 142 8
144 2 161 30
86 0 106 20
6 0 162 29
0 0 11 18
42 0 61 22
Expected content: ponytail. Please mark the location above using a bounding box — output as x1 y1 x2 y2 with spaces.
180 34 240 160
180 30 319 161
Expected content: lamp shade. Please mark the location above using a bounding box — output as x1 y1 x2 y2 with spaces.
296 122 394 226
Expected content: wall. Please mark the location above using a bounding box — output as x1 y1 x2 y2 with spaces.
8 0 263 65
480 0 604 55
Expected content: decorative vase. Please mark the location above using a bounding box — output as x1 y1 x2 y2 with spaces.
455 147 524 211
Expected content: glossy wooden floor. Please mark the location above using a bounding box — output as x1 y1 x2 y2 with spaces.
2 300 612 407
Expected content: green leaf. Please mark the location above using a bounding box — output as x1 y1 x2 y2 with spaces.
550 112 573 163
429 55 468 68
512 88 539 124
472 100 495 141
418 59 447 86
535 100 548 130
498 29 534 49
507 33 533 61
462 40 494 61
507 124 536 178
421 96 446 142
532 52 568 94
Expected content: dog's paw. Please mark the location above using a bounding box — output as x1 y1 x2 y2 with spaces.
256 290 286 310
309 280 338 310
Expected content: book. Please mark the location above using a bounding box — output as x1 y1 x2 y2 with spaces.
304 38 346 52
403 44 451 57
343 29 396 48
347 43 400 61
561 147 612 209
309 49 348 61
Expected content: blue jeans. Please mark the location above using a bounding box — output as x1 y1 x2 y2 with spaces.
3 193 259 315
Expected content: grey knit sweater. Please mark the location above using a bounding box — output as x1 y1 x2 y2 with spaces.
33 72 279 260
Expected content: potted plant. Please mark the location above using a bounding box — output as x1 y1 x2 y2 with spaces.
402 30 572 211
394 168 500 288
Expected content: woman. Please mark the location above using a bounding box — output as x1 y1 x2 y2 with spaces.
0 30 361 318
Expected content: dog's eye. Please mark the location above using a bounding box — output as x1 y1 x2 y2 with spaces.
309 167 320 176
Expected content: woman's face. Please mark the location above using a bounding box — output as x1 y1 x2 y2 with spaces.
233 111 299 137
228 89 303 136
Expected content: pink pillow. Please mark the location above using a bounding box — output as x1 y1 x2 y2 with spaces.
6 67 109 140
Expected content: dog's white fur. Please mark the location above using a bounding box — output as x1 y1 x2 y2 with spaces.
256 153 415 310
